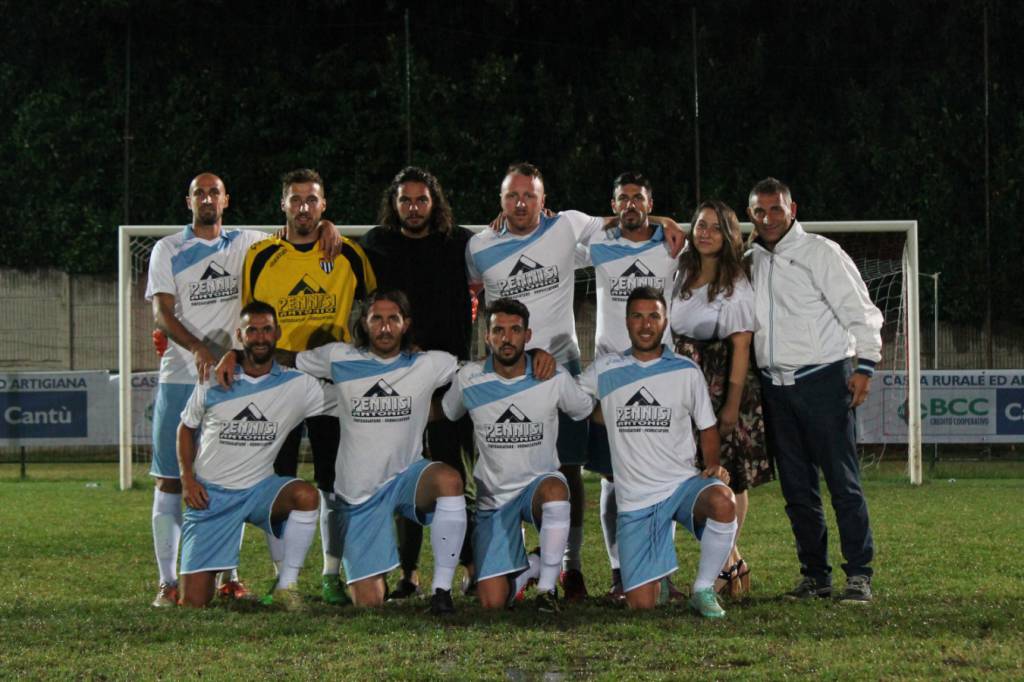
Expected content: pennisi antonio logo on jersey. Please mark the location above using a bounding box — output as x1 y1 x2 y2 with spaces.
497 256 560 297
616 387 672 430
278 275 337 319
189 261 239 304
351 379 412 421
220 403 278 444
609 260 665 301
484 404 544 446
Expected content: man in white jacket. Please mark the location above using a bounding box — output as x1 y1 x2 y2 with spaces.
748 177 883 604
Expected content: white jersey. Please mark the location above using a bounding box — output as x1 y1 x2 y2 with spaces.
577 226 678 355
466 210 605 365
442 355 593 510
670 273 755 342
180 363 330 490
297 344 458 505
579 347 716 512
146 225 267 384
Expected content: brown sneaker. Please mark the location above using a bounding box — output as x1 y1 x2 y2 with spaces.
217 579 251 600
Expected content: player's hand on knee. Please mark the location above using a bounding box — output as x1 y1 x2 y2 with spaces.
701 464 729 485
182 476 209 510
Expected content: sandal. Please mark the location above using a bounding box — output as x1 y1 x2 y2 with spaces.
715 565 735 596
729 559 751 599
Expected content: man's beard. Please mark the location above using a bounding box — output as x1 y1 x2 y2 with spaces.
620 210 646 231
492 344 524 367
245 344 275 365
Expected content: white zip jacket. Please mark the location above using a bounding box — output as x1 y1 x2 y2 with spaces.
751 221 883 386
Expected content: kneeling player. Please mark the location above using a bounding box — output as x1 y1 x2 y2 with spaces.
579 287 737 616
177 301 330 608
442 298 593 612
294 290 467 614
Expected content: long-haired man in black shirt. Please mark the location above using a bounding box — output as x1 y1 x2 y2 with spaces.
362 167 476 598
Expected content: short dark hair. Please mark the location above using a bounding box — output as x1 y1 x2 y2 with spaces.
377 166 455 237
504 162 544 190
240 300 278 326
612 172 652 195
485 297 530 329
281 168 325 198
351 289 414 351
625 286 667 314
748 176 792 205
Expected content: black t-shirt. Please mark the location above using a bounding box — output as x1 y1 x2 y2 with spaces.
361 225 474 360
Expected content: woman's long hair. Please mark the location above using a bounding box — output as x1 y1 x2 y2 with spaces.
676 199 748 302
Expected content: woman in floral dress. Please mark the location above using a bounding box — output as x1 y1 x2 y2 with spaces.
670 199 772 598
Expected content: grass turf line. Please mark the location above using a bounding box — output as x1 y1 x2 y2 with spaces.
0 470 1021 679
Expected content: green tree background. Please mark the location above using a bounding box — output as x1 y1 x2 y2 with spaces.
2 1 1021 327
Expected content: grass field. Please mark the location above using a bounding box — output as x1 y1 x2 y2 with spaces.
1 464 1022 680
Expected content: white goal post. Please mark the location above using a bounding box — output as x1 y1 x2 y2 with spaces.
118 221 922 490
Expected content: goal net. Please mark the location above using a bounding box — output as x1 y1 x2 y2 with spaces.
118 221 921 489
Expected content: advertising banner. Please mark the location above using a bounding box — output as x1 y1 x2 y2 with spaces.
859 370 1024 443
0 371 114 446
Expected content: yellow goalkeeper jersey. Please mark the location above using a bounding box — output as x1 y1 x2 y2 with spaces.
242 237 377 351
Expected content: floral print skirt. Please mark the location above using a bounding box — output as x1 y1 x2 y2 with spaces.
674 335 774 493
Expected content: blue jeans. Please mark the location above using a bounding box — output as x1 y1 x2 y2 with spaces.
760 360 874 581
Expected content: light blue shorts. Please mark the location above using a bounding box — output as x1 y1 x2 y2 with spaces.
150 382 194 478
617 476 727 593
336 458 437 584
180 475 297 574
474 472 567 581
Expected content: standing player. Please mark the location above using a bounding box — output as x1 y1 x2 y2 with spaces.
145 173 268 607
292 290 467 614
576 172 679 600
747 177 882 604
442 298 594 612
579 287 737 616
362 167 476 598
242 168 376 605
177 302 329 608
466 162 684 600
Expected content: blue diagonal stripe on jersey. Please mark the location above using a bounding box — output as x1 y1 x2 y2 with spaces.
589 227 666 268
331 352 418 384
205 364 302 409
171 229 242 276
597 353 699 399
471 214 558 274
463 375 541 410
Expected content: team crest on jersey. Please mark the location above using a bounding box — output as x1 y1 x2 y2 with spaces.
219 403 279 444
484 404 544 448
616 387 672 431
188 261 239 305
497 256 560 297
351 379 412 422
320 261 334 274
609 260 665 301
278 274 337 319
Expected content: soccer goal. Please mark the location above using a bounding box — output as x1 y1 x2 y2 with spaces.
118 221 922 490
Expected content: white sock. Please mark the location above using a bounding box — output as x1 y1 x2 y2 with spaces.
539 501 571 592
320 491 342 577
513 553 541 596
276 508 319 590
266 530 285 576
218 531 244 586
152 490 182 585
694 518 738 591
600 479 619 570
429 496 467 593
562 525 584 572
